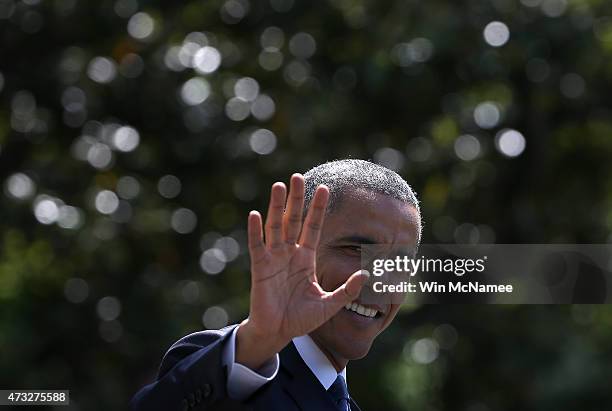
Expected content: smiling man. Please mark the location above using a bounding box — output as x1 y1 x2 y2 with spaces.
131 159 421 411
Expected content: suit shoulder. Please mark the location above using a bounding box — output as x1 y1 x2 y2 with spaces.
167 324 237 350
157 324 238 378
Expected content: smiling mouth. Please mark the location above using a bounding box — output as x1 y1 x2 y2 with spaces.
344 302 383 319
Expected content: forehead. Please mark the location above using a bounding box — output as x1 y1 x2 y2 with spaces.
322 189 420 245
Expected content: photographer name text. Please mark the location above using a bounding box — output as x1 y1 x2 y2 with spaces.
373 281 513 294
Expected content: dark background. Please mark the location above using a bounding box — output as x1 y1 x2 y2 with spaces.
1 0 612 410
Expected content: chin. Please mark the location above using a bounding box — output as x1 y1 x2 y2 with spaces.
334 338 373 360
343 348 370 360
312 326 375 363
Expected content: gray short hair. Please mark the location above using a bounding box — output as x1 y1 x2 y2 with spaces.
303 159 421 239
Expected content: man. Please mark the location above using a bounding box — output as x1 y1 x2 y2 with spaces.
131 159 422 410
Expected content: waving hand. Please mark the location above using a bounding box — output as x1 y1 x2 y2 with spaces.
235 174 368 370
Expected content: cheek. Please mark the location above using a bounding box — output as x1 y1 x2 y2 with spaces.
316 254 361 291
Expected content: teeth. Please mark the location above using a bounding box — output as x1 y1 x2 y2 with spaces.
345 302 378 318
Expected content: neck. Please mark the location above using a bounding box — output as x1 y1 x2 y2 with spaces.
310 336 348 373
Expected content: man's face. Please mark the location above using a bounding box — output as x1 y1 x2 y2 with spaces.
309 189 421 362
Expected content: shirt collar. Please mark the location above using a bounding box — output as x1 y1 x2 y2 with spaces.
292 334 347 390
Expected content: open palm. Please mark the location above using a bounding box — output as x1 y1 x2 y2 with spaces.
243 174 366 348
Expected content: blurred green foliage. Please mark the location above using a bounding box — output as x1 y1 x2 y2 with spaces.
1 0 612 410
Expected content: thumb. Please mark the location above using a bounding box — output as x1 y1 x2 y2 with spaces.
326 269 370 307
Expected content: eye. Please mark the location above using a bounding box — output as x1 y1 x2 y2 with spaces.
341 245 361 254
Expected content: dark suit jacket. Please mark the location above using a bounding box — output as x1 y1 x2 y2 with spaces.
130 325 362 411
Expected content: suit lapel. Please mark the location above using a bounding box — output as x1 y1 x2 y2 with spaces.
278 342 339 411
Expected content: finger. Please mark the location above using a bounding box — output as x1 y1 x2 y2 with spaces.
283 174 305 244
248 211 266 265
325 270 370 307
298 185 329 250
264 182 287 249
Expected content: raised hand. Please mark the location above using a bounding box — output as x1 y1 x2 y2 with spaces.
235 174 368 370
